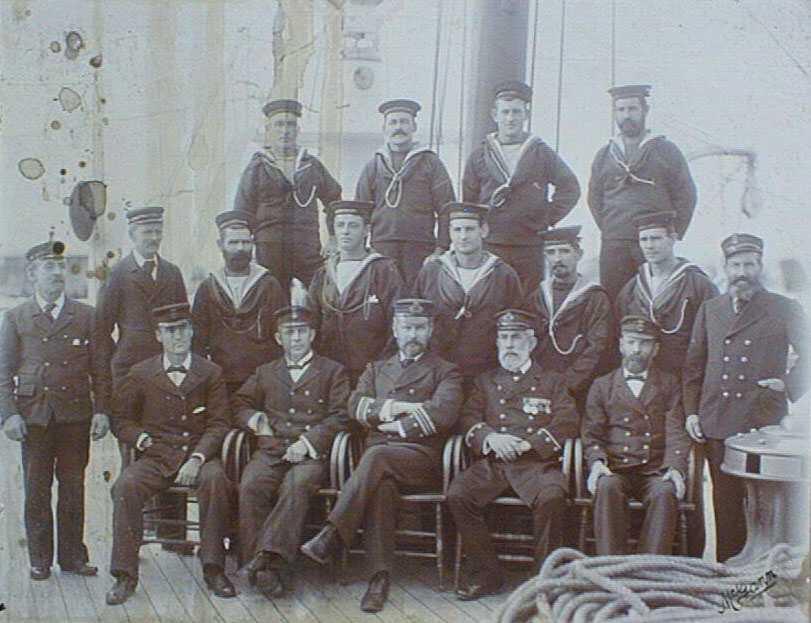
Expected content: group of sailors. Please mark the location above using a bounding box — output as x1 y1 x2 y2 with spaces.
0 79 806 615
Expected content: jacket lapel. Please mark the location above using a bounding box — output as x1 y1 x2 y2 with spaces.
126 253 158 300
178 354 207 395
29 299 54 335
612 369 645 413
726 290 768 338
48 298 77 336
392 352 434 391
639 367 660 409
150 356 184 397
293 355 324 390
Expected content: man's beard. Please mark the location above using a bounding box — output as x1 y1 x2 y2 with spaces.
730 276 758 301
552 264 572 280
623 354 650 374
225 251 251 273
620 119 643 137
499 350 529 371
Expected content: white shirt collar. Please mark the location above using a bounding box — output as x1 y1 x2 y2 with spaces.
132 249 159 269
399 351 426 364
35 292 66 317
163 353 192 371
286 350 314 368
623 368 648 380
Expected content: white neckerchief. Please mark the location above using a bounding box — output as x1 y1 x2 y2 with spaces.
132 249 159 280
540 275 601 355
439 250 499 295
213 263 268 308
163 353 192 386
609 129 660 157
636 259 698 334
35 292 66 320
286 350 314 383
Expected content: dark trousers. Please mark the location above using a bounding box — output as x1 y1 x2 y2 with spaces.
238 451 327 567
485 242 543 294
256 238 323 290
21 420 91 569
447 456 566 579
371 240 435 289
599 239 644 302
110 457 232 579
706 439 746 562
593 470 678 555
328 443 441 576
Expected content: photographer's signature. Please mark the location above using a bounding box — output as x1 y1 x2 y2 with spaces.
719 570 778 613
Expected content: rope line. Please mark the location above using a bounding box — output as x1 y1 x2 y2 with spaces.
554 0 567 153
494 544 808 623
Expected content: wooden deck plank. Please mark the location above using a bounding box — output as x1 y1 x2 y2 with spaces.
135 546 195 623
146 547 225 623
297 563 394 623
177 553 258 623
407 561 493 622
54 572 101 622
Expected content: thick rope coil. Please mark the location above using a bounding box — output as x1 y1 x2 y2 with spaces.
494 545 808 623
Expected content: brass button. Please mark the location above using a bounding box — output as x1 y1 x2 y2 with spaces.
738 374 745 381
181 415 187 421
513 376 520 382
623 446 629 451
624 431 631 437
722 391 730 398
530 386 536 391
675 450 681 455
735 392 742 398
643 444 649 450
408 388 415 395
42 337 48 342
307 409 313 415
500 426 507 432
528 415 534 420
183 431 189 437
43 386 49 391
722 374 729 380
644 415 649 420
182 445 188 451
724 339 731 345
288 408 295 414
499 414 506 420
741 356 748 363
526 427 533 433
499 399 506 405
644 432 651 437
642 458 648 463
286 422 292 426
623 417 629 423
744 339 752 346
622 457 629 463
305 425 311 431
289 391 295 396
497 385 503 391
44 362 50 367
304 390 310 396
723 356 730 362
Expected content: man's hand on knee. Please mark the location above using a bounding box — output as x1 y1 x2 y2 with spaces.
661 467 686 500
587 461 612 496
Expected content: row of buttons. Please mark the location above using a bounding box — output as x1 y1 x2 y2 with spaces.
724 338 752 346
496 385 538 392
722 356 749 363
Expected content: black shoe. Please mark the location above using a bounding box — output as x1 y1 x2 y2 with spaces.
360 571 390 613
106 575 138 605
162 543 196 556
240 551 272 578
61 562 98 576
300 524 341 565
456 576 505 601
204 571 236 598
30 566 51 581
258 568 287 599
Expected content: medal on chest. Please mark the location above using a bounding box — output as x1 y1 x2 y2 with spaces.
523 396 551 415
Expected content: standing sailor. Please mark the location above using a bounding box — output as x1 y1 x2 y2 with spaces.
234 99 342 288
588 85 697 300
192 210 287 397
355 99 456 286
413 201 523 385
462 81 580 291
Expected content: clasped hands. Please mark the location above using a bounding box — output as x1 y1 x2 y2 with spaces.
251 411 309 463
376 400 421 435
484 432 531 462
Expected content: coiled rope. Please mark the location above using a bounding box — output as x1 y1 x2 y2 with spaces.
495 545 808 623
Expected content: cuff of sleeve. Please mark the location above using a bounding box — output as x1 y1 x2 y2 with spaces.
135 432 150 451
356 397 389 427
248 412 261 432
482 435 493 455
465 423 486 447
300 435 319 459
190 452 206 464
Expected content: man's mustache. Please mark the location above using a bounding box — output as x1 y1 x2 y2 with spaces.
392 130 407 136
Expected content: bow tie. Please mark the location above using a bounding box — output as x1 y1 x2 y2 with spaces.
401 358 416 368
166 365 187 374
626 374 646 382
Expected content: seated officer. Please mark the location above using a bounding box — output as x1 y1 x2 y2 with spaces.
447 309 578 600
235 305 350 598
300 299 463 613
107 303 233 605
582 315 690 555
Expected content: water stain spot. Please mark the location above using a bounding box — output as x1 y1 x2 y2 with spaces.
50 120 61 130
79 160 87 168
17 538 26 548
50 41 61 53
107 212 116 221
18 158 45 180
58 87 82 112
65 31 84 60
60 168 67 176
102 117 109 125
89 53 102 68
102 470 111 482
